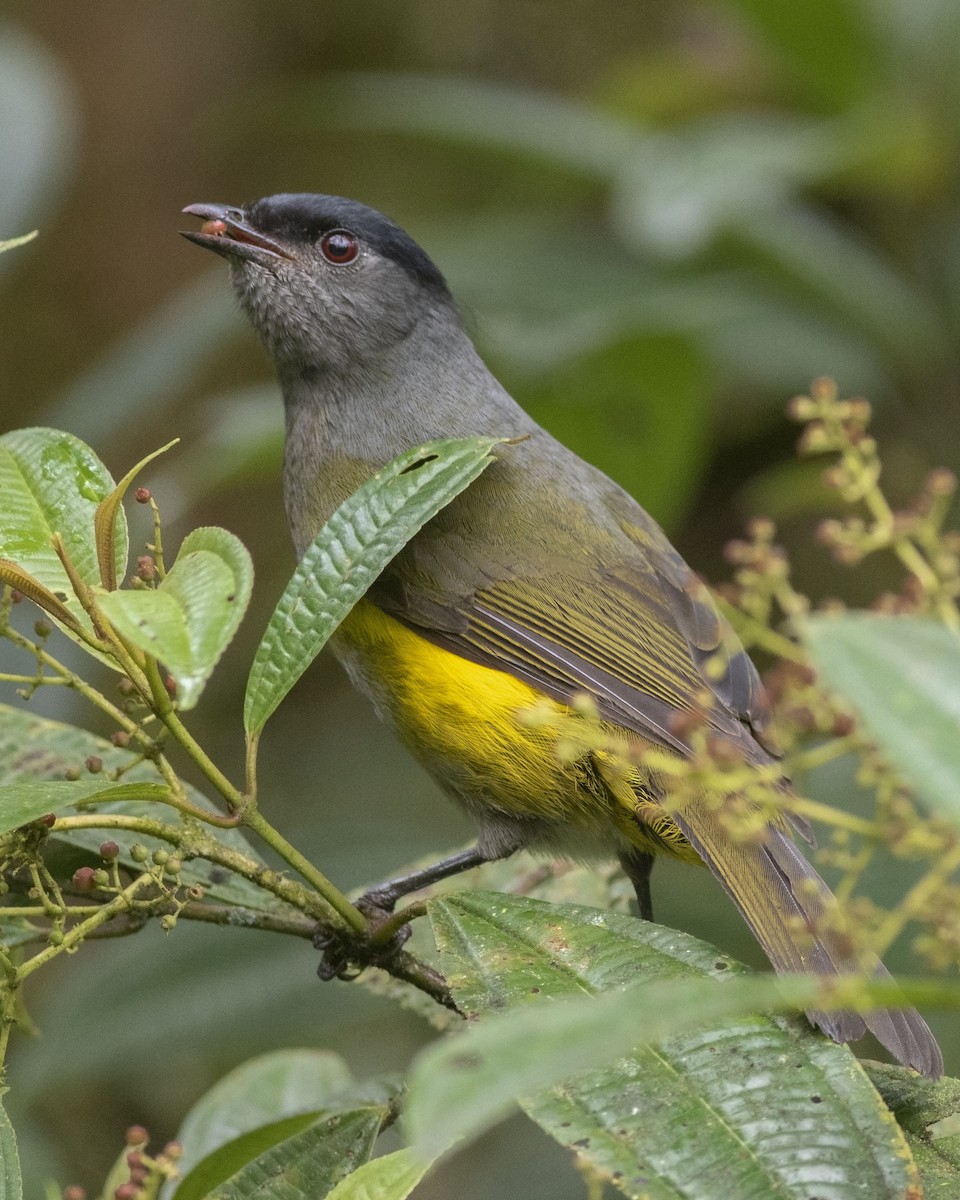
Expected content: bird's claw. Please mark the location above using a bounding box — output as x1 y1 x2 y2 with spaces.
313 901 413 982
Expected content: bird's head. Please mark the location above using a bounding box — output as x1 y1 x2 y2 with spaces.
182 193 454 374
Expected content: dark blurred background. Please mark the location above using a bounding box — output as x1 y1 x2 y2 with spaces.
1 2 959 1195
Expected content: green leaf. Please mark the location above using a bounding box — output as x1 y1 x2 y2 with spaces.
0 915 43 950
94 438 179 591
169 1049 393 1195
150 387 283 523
178 526 255 626
98 527 253 709
0 231 37 254
520 334 709 527
0 24 75 251
267 73 643 178
612 112 843 257
0 1096 22 1200
0 702 288 913
744 206 945 374
867 1063 960 1198
0 427 127 638
172 1112 334 1200
0 779 168 837
196 1107 384 1200
722 0 881 110
408 892 920 1198
325 1148 439 1200
243 436 499 738
99 1137 145 1200
802 614 960 827
44 271 244 445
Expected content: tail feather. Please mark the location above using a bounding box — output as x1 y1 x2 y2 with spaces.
674 801 943 1079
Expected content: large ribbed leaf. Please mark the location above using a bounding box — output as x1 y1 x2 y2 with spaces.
0 778 168 836
325 1148 440 1200
97 527 252 709
243 436 499 739
867 1063 960 1198
0 427 127 636
196 1108 385 1200
803 613 960 827
168 1049 394 1198
409 892 919 1200
0 702 287 913
0 1096 21 1200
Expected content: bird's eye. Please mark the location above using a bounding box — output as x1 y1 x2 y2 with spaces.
320 230 359 265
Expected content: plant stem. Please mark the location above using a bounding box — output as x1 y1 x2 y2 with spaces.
718 604 808 665
787 795 879 838
177 900 315 938
367 901 428 950
18 873 156 981
386 948 456 1010
872 838 960 957
241 807 367 934
152 694 244 811
54 813 339 923
786 736 858 775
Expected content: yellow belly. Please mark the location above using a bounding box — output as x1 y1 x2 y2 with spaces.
331 599 699 863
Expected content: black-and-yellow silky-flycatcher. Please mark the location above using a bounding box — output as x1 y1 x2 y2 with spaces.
183 194 942 1077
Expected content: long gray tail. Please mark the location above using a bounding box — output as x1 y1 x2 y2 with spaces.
674 801 943 1078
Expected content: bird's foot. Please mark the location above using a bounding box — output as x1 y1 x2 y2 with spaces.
313 896 413 982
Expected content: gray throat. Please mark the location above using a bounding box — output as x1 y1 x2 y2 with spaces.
278 307 538 554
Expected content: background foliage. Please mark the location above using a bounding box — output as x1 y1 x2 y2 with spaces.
2 1 960 1194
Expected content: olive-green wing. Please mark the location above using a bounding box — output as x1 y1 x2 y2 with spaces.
371 506 773 766
366 481 942 1076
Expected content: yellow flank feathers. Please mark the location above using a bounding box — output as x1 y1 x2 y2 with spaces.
332 599 700 863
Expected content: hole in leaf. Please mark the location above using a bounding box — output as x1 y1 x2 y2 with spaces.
400 454 439 474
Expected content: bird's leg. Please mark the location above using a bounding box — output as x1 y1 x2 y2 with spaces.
314 844 492 981
618 848 656 922
357 846 490 913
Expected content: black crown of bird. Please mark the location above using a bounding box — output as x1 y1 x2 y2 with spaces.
183 193 942 1078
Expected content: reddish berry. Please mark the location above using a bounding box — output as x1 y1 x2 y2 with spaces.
832 713 856 737
927 467 957 496
134 487 151 504
125 1124 149 1146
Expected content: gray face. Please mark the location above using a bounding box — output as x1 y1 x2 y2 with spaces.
182 193 454 376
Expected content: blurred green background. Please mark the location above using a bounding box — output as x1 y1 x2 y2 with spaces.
1 1 959 1194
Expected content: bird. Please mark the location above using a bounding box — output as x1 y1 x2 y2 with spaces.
182 192 942 1077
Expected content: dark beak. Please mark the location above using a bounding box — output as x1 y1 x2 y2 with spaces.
180 202 293 264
